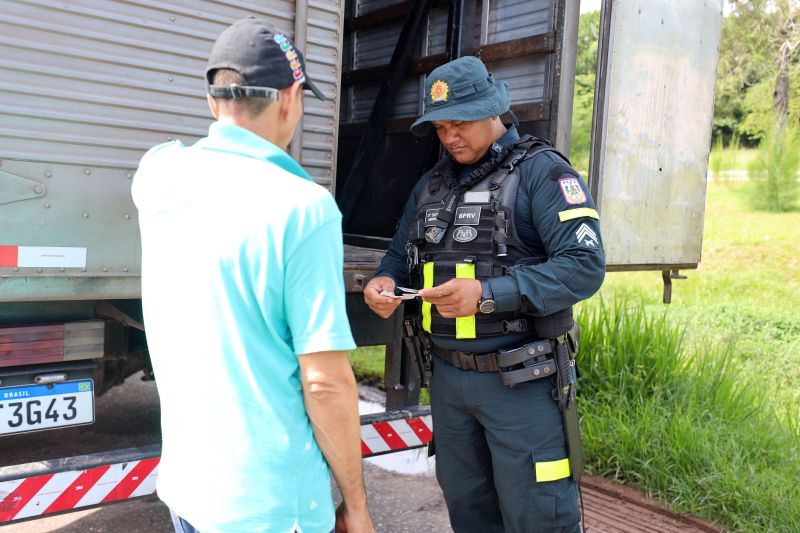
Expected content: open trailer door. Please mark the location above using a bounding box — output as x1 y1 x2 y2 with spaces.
589 0 724 300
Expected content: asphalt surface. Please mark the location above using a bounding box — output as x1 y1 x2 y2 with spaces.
1 374 452 533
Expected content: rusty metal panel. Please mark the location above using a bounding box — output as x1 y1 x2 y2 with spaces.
352 80 421 121
349 4 443 119
491 56 547 104
426 5 449 55
486 0 551 43
591 0 723 269
356 0 404 15
354 20 405 69
346 0 554 121
483 0 552 120
0 0 343 301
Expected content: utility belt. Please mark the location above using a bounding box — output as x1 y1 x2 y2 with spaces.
432 338 557 388
408 321 585 481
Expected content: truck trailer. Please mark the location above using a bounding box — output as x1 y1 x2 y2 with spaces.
0 0 722 524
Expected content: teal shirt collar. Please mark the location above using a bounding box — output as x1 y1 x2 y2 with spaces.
194 122 313 182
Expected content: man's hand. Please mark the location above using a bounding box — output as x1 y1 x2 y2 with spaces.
418 278 482 318
335 501 375 533
364 276 403 318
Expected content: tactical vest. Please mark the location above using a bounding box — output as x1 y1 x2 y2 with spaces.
406 135 574 340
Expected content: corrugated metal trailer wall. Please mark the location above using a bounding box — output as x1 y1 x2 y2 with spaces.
0 0 344 302
335 0 578 243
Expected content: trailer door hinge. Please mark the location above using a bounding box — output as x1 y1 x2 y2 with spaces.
662 269 688 304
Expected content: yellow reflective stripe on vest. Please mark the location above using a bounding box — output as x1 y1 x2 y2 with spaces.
535 458 571 482
421 262 435 333
454 263 476 339
558 207 599 222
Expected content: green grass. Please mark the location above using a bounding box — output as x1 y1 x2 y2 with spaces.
578 300 800 532
598 182 800 404
349 345 386 387
583 181 800 530
349 345 430 405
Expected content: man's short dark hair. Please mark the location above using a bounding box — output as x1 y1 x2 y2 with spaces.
210 69 272 118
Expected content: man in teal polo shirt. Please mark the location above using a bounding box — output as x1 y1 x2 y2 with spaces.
133 18 374 533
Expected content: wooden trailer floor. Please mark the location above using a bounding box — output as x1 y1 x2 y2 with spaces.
581 476 722 532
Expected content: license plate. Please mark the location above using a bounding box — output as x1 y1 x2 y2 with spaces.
0 380 94 436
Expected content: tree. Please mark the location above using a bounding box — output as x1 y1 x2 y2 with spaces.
740 62 800 139
771 0 800 132
570 11 600 172
715 0 800 143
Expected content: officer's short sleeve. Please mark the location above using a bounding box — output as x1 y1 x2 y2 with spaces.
284 198 356 355
488 155 605 316
533 162 603 255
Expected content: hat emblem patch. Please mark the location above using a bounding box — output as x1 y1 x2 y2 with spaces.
431 80 449 103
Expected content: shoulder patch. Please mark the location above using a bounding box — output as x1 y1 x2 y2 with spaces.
558 177 587 205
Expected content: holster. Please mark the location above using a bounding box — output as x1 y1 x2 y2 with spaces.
403 317 432 388
553 322 584 482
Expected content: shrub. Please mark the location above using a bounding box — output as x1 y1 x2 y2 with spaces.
746 125 800 212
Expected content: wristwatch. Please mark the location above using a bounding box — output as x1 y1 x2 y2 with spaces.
478 280 496 314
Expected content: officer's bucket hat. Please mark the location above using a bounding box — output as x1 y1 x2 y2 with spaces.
410 56 510 137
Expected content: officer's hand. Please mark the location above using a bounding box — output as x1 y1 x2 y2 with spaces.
418 278 482 318
364 276 403 319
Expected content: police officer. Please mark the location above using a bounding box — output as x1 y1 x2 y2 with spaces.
364 56 605 532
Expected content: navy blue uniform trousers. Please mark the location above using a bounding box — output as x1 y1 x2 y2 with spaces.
430 355 581 532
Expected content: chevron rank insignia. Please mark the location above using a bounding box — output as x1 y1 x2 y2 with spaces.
575 223 598 247
558 177 587 205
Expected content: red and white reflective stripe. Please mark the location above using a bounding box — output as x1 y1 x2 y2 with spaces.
0 459 159 523
0 415 432 523
360 415 433 456
0 246 87 268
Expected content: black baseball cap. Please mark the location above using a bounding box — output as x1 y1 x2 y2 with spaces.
206 17 325 101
